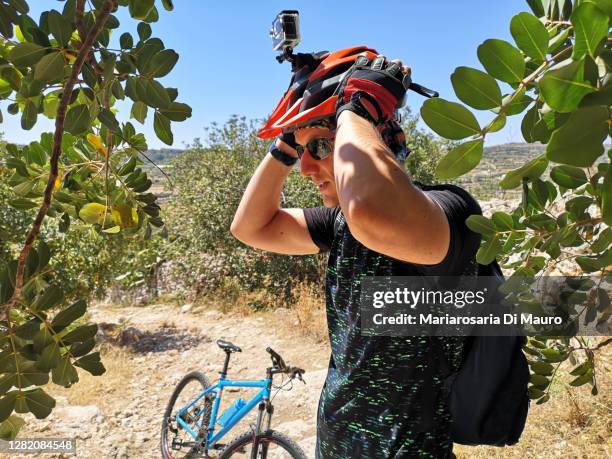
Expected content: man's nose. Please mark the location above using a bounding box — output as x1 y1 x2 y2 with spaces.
299 150 318 177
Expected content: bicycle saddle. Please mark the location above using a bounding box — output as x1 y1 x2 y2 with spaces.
217 339 242 353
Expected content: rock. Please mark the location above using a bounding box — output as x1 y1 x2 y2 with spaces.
181 303 193 313
53 405 103 424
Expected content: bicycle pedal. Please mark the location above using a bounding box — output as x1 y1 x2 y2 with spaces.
210 443 226 450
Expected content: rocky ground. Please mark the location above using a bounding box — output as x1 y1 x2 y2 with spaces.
14 299 612 459
17 302 330 459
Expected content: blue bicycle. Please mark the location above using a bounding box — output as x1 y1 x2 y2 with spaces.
160 339 308 458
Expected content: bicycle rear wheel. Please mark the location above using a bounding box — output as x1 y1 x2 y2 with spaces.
219 429 307 459
161 371 213 459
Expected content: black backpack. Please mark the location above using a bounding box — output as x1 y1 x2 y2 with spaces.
437 260 530 446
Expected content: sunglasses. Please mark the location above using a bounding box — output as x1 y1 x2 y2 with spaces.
295 137 334 161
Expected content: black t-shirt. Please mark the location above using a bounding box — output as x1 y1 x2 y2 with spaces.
304 183 483 459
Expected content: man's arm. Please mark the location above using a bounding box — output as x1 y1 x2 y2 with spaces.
333 111 450 264
230 140 320 255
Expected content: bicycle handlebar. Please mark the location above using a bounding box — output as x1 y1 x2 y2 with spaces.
266 347 305 381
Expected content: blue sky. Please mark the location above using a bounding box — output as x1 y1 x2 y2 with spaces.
3 0 530 148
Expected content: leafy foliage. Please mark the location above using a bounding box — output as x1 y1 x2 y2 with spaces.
421 0 611 404
162 116 325 301
0 0 187 439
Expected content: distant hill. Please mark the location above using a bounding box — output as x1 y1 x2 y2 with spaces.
144 148 184 163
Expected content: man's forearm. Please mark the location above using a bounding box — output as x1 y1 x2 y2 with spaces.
230 145 293 240
333 111 448 263
334 111 419 223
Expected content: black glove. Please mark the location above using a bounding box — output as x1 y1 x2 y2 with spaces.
336 55 411 126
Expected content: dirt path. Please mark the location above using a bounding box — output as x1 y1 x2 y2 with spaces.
19 302 330 458
17 301 611 459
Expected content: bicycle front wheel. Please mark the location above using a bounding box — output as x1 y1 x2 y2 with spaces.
219 429 307 459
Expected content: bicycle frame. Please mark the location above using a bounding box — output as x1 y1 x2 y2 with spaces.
176 373 272 448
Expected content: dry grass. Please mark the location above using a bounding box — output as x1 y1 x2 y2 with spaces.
49 347 135 414
291 282 328 343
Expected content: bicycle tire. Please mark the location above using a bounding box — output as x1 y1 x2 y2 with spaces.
160 371 213 459
219 429 307 459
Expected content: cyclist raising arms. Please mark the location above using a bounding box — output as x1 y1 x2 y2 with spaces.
231 48 483 458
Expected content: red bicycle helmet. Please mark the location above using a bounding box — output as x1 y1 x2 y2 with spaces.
257 46 379 139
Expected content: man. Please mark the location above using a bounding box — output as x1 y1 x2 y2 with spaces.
231 47 482 458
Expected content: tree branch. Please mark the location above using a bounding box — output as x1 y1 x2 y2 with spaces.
2 0 116 321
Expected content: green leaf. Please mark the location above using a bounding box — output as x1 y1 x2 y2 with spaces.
530 360 554 375
530 374 550 386
62 324 98 343
131 101 147 123
64 104 91 135
435 139 484 179
539 60 596 112
546 106 608 167
500 155 549 189
118 155 138 176
79 202 107 224
52 355 79 387
510 12 549 63
21 99 37 131
7 0 28 14
161 0 174 11
528 387 546 399
550 165 588 188
420 98 481 140
569 361 591 376
492 212 515 231
145 79 171 108
28 141 47 166
476 234 502 264
70 339 95 358
499 89 533 116
485 114 506 133
8 198 37 210
129 0 155 20
584 0 612 17
120 32 133 49
466 215 496 235
0 415 25 440
0 393 17 423
477 39 526 83
160 102 192 121
569 368 593 386
19 389 55 419
33 327 54 353
48 10 72 47
526 0 545 16
37 241 51 271
147 49 179 78
34 51 64 84
8 42 46 67
137 21 152 40
451 66 502 110
74 352 105 376
154 111 173 145
603 165 612 226
52 299 86 329
36 341 61 371
571 3 609 60
97 108 120 132
591 227 611 252
32 284 63 311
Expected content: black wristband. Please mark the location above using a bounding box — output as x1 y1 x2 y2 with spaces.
269 143 298 166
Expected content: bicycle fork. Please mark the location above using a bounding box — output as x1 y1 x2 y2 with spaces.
251 398 274 459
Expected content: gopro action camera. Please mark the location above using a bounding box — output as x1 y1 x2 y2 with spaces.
270 10 300 52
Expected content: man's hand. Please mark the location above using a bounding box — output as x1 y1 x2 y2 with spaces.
336 55 411 126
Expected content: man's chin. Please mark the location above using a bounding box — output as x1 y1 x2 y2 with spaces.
321 194 339 208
